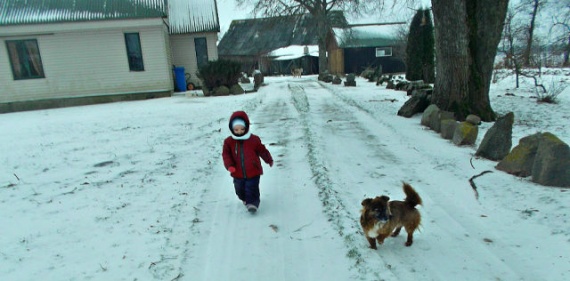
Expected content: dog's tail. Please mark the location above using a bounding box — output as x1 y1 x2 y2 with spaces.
403 182 422 207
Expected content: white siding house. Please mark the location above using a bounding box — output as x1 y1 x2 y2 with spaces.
168 0 220 89
170 32 218 88
0 19 172 108
0 0 220 113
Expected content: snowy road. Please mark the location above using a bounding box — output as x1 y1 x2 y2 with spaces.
1 76 569 281
163 78 569 280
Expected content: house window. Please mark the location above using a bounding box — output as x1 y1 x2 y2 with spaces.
124 33 144 71
375 47 393 57
6 39 45 80
194 37 209 68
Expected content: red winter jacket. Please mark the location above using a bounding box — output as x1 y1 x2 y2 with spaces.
222 111 273 179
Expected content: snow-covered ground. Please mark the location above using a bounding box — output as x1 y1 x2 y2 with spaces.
1 70 569 280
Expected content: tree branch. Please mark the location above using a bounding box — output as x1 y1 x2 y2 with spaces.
519 71 547 93
469 170 493 200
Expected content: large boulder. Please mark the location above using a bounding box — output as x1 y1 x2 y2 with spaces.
496 132 570 187
452 122 479 146
397 90 430 118
421 104 439 127
476 112 514 161
230 84 245 95
496 133 541 177
319 72 334 82
440 119 458 140
332 76 342 85
344 73 356 86
212 86 230 96
430 110 455 133
394 81 408 91
532 133 570 187
406 80 429 96
466 114 482 125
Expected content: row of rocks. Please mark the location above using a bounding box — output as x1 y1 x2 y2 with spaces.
319 72 357 87
417 104 569 187
203 71 266 96
420 104 481 146
202 84 245 96
496 132 570 187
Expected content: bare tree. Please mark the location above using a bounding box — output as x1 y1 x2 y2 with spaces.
550 1 570 66
519 0 547 67
501 9 523 88
235 0 382 76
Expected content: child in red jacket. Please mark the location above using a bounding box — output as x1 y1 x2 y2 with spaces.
222 111 273 213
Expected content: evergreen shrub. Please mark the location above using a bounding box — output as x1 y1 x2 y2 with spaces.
197 59 242 91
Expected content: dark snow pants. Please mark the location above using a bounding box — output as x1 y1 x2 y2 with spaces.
233 176 260 207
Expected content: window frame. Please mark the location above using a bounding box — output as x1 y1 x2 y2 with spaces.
5 39 46 80
124 32 145 71
375 47 393 57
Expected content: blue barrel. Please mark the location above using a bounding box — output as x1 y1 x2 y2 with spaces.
173 66 186 92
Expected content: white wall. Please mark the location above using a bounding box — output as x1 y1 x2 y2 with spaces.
0 18 172 103
170 32 219 87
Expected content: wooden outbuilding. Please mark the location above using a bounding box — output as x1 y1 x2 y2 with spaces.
218 12 406 77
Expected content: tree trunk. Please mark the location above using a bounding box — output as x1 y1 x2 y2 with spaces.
431 0 470 119
466 0 508 121
314 10 329 75
431 0 508 121
317 32 328 75
523 0 539 66
562 33 570 66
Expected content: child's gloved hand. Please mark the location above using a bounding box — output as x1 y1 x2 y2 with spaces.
269 161 273 167
228 166 236 173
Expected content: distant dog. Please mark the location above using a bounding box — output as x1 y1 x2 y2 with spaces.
360 182 422 250
291 68 303 78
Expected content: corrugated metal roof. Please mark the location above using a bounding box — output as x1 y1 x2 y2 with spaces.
168 0 219 34
0 0 220 34
0 0 167 25
218 12 347 57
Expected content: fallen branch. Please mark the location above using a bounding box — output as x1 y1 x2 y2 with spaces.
469 170 493 200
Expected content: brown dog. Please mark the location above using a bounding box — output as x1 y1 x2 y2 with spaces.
360 182 422 250
291 68 303 78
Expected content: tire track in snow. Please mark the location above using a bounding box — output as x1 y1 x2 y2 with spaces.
148 93 268 280
314 81 562 281
289 80 538 281
288 82 398 280
181 81 356 281
292 81 477 280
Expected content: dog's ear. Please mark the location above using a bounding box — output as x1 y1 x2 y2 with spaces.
361 198 372 207
380 195 390 203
